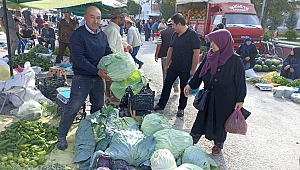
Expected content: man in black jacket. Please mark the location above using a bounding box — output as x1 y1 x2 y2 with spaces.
38 22 55 51
154 18 179 93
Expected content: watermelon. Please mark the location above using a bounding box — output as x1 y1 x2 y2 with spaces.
261 61 265 66
262 65 269 72
270 65 277 71
265 59 272 67
256 59 264 65
253 64 262 72
277 64 282 70
271 59 281 66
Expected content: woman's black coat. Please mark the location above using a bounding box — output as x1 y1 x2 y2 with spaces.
189 54 247 131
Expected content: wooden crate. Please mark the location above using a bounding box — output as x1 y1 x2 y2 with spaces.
130 107 152 121
48 66 67 80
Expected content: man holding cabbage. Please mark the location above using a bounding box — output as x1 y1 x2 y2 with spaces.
57 6 113 150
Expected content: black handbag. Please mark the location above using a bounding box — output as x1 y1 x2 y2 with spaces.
241 107 251 120
193 76 214 111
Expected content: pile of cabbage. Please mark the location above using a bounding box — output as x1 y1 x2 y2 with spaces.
76 110 218 170
97 52 149 99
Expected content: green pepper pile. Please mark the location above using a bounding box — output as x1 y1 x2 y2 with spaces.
11 53 52 71
0 119 58 169
271 75 289 86
287 79 300 87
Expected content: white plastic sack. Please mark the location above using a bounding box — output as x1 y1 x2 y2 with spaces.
245 69 257 78
4 61 35 90
141 113 172 135
153 129 193 159
291 93 300 104
150 149 177 170
181 146 218 170
176 163 204 170
0 59 10 81
17 100 42 120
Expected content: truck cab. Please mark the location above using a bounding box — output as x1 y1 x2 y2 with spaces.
176 0 263 50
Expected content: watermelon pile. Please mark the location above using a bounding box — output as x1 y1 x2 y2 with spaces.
253 57 282 72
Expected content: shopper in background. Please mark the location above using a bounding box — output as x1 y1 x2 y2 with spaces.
155 18 179 93
56 10 76 63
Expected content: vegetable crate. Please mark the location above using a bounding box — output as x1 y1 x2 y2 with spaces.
131 84 155 111
56 90 86 124
36 74 66 101
48 66 67 80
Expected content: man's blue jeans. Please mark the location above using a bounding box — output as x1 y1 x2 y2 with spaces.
58 75 105 138
18 40 34 55
130 46 143 65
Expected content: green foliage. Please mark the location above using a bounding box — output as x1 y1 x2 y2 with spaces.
252 0 300 30
52 48 70 56
160 2 175 20
126 0 142 17
267 17 284 31
11 53 51 71
263 31 270 41
285 11 299 30
200 46 207 53
284 30 298 40
28 44 49 54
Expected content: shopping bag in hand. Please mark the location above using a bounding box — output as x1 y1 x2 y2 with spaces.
224 109 247 135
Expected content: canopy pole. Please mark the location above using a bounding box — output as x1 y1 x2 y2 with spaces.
2 0 14 76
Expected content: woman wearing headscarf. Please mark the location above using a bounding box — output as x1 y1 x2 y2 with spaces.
184 29 247 155
280 47 300 80
236 37 258 70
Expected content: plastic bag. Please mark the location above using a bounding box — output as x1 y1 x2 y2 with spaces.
98 52 136 82
0 59 10 81
181 146 218 170
150 149 177 170
141 113 172 135
224 109 247 135
245 68 257 78
153 129 193 159
17 100 42 120
291 93 300 104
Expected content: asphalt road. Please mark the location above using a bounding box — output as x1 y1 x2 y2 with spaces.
138 37 300 170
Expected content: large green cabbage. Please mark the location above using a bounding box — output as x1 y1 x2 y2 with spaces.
105 130 156 166
97 52 136 81
177 163 204 170
153 129 193 159
150 149 177 170
117 117 139 130
181 146 218 170
110 70 148 99
141 113 172 135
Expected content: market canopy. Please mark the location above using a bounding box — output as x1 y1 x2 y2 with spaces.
0 0 124 10
63 1 126 18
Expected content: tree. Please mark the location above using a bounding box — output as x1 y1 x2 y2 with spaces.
160 1 175 19
126 0 142 17
267 17 285 31
252 0 300 30
285 11 299 30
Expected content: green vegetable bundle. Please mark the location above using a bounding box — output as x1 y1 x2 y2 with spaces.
28 44 49 54
11 53 51 71
246 77 268 84
287 79 300 87
271 75 289 86
52 48 70 56
0 119 58 169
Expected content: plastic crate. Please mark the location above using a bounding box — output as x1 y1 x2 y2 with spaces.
131 84 155 111
56 89 86 124
36 74 66 101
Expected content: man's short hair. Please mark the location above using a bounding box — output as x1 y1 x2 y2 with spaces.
14 18 20 23
21 24 28 28
217 23 224 29
171 13 186 26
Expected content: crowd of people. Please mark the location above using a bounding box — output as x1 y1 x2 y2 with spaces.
0 5 299 157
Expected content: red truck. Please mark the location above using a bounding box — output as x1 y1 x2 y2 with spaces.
176 0 263 50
